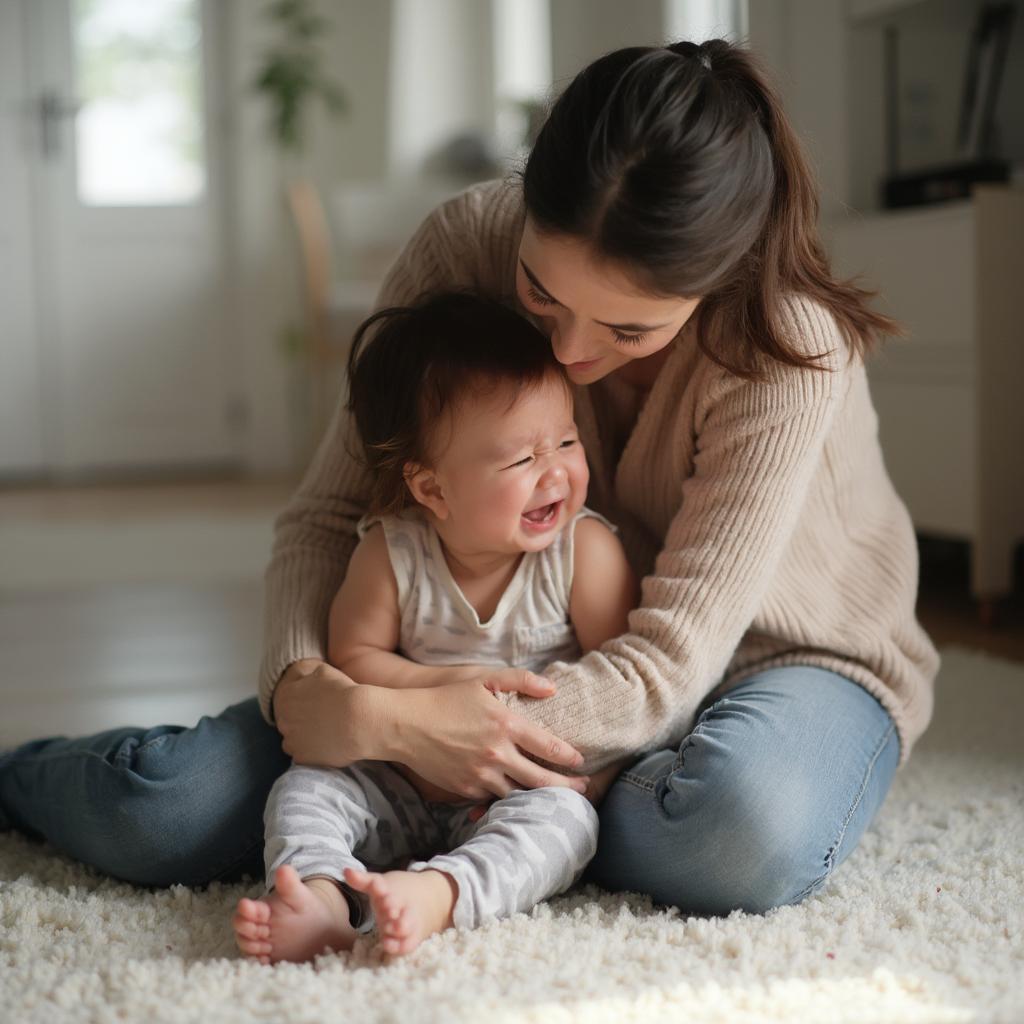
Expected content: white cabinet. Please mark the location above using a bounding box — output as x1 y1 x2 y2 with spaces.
757 0 1024 604
830 187 1024 600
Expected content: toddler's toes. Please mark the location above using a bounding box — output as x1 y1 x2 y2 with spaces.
345 868 387 900
237 936 273 959
232 917 269 941
383 933 415 956
237 897 271 924
380 906 408 938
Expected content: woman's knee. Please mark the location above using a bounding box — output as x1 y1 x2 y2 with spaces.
668 803 820 912
86 706 288 886
662 697 900 914
608 673 899 915
591 753 834 915
675 782 827 914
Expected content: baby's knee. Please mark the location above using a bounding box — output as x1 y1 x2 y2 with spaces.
518 785 600 855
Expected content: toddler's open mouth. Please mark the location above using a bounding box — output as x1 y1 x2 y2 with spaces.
521 500 562 529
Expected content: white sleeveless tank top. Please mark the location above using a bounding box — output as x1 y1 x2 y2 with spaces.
357 507 611 673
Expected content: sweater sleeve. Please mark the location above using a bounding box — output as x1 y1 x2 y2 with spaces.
504 298 849 770
256 185 516 722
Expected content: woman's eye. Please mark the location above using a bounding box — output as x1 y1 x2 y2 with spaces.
612 329 648 345
526 286 554 307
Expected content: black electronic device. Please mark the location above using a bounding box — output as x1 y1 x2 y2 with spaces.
882 3 1016 209
883 159 1010 208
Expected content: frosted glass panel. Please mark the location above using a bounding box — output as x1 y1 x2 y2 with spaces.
74 0 205 206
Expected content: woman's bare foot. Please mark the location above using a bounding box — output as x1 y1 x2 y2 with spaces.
233 864 357 964
344 867 457 957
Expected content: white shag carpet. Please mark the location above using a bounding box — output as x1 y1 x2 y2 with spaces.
1 647 1022 1024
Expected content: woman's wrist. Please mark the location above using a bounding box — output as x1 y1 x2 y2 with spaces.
347 683 408 763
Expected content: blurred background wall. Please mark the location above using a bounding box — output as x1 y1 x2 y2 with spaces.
0 0 1021 735
3 0 1021 474
0 0 755 735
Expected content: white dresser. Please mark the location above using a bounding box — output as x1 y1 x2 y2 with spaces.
829 186 1024 602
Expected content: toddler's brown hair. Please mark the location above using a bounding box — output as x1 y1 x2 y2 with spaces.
346 291 568 516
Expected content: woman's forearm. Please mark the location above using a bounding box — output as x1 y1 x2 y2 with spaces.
273 658 587 797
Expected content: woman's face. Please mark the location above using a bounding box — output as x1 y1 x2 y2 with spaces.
516 218 701 386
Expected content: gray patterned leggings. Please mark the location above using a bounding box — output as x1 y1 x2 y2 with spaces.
264 761 599 931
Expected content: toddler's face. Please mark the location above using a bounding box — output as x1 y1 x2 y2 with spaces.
419 372 589 556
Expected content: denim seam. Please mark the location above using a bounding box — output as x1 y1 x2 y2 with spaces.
619 770 656 792
793 718 896 904
617 700 726 794
672 697 732 773
114 733 172 766
136 733 172 755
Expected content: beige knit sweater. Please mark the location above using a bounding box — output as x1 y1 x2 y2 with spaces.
259 179 939 769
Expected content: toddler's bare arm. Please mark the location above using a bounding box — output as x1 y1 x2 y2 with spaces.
568 517 640 802
569 517 639 655
327 525 475 689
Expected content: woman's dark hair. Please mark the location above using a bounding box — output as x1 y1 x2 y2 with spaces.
523 39 901 377
346 291 566 515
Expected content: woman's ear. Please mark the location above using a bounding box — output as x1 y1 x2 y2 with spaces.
404 463 449 520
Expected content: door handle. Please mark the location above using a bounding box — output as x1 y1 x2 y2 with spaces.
39 91 81 160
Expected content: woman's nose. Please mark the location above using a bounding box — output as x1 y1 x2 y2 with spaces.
551 319 592 364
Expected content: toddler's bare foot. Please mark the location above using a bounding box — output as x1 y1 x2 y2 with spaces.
233 864 356 964
344 866 457 957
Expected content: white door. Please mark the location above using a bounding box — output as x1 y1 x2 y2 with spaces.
1 0 236 476
0 2 46 474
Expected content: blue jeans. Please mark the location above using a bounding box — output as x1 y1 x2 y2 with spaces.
0 667 898 911
0 700 290 888
585 667 900 913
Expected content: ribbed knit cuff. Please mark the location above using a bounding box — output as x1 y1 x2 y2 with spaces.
258 547 351 722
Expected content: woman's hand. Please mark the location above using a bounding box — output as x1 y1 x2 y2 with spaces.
273 660 589 798
273 659 364 766
390 669 590 801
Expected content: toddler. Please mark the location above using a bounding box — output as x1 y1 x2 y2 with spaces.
232 292 637 963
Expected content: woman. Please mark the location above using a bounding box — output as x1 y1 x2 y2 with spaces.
0 40 937 915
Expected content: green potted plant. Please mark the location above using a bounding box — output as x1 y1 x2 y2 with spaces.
251 0 347 160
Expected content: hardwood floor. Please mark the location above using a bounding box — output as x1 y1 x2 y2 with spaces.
0 481 1020 747
0 581 262 743
0 479 292 743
